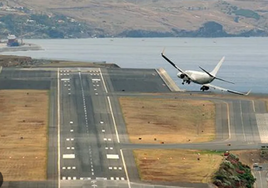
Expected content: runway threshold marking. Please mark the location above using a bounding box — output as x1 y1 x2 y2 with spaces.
57 68 61 188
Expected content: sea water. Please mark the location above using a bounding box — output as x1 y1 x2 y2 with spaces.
1 37 268 94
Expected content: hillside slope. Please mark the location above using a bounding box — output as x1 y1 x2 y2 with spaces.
3 0 268 37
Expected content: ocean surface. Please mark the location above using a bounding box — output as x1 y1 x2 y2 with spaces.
1 38 268 94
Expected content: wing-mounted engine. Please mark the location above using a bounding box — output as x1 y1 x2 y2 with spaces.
177 72 185 79
177 72 191 84
200 85 209 91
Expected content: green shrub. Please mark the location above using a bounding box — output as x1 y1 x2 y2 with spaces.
233 9 260 20
213 153 256 188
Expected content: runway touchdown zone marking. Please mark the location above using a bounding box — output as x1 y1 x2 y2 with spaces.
107 154 119 159
63 154 75 159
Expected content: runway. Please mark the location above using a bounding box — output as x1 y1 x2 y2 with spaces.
59 68 127 185
0 66 267 188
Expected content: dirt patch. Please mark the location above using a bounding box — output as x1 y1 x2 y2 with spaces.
119 97 215 143
0 55 32 67
0 90 48 181
134 149 223 183
232 150 268 167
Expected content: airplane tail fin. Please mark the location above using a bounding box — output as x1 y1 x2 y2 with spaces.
199 56 234 84
210 56 225 77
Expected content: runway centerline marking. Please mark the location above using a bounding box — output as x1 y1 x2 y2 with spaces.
78 70 89 128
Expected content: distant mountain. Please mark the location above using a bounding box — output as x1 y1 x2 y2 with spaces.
1 0 268 38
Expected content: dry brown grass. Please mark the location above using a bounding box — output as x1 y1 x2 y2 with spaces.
134 149 223 183
265 100 268 112
119 97 215 144
0 90 48 181
12 0 268 35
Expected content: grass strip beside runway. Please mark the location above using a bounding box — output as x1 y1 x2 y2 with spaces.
0 90 48 181
119 97 215 144
133 149 223 183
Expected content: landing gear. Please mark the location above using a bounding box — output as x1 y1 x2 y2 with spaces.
182 80 190 85
200 86 209 92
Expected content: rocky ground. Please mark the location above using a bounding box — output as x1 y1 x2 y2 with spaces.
0 55 120 68
0 55 49 67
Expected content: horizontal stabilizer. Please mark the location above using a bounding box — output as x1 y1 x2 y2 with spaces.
215 77 234 84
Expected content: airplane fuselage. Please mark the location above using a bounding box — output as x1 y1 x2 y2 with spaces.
162 51 249 95
178 70 215 85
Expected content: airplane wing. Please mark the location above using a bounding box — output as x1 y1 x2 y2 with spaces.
161 49 193 80
203 84 251 96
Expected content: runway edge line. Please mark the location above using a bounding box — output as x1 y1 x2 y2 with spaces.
57 68 61 188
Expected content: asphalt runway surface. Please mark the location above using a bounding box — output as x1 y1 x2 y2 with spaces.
0 67 267 188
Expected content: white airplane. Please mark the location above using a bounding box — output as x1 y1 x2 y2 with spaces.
161 50 251 95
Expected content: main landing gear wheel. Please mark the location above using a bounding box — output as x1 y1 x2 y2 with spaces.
200 86 209 92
